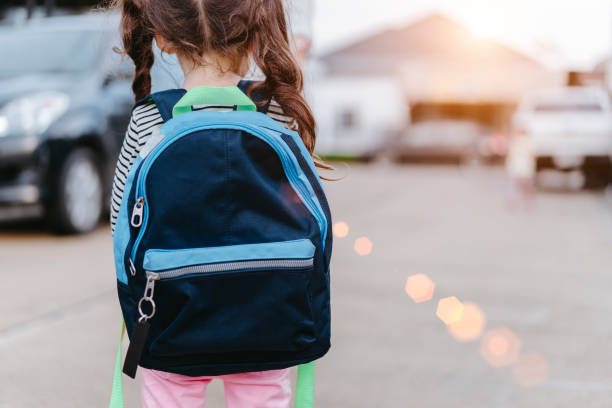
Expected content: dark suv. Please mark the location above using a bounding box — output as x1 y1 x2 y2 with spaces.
0 13 133 233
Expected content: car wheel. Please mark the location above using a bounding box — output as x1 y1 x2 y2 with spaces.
583 165 609 190
48 148 103 234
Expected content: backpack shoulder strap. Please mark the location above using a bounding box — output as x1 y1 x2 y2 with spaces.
134 89 188 122
238 80 271 114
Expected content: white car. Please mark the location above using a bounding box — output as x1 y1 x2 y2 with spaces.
393 119 490 164
513 87 612 187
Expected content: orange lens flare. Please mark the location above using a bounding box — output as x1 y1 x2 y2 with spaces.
333 222 349 238
354 237 373 256
436 296 464 325
513 352 549 387
480 327 521 368
279 183 302 204
404 274 435 303
447 302 486 342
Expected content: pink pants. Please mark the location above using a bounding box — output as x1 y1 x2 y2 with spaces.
141 367 292 408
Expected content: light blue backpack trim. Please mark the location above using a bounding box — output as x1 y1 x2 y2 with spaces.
160 109 285 137
113 155 143 284
262 125 324 192
143 239 315 271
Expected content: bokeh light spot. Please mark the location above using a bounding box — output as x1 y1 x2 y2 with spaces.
480 327 521 368
333 222 350 238
513 352 549 387
354 237 373 256
436 296 464 325
404 274 435 303
447 301 486 342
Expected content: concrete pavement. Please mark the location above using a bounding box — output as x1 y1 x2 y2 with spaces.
2 163 612 407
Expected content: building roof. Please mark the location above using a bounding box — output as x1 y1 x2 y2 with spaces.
320 13 561 103
323 13 541 67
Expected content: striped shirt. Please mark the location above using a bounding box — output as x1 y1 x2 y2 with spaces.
110 99 295 233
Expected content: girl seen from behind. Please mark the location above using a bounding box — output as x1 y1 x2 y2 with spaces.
110 1 330 407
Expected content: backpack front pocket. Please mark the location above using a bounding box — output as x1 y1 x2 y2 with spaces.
140 239 317 356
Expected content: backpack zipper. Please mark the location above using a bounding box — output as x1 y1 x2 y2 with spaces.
127 122 327 274
151 258 313 280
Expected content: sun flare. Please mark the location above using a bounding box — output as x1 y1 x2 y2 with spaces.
467 18 499 40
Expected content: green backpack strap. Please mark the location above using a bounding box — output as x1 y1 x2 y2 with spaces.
109 321 125 408
108 319 316 408
295 361 316 408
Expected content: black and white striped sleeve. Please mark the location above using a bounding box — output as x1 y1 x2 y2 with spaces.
110 103 164 234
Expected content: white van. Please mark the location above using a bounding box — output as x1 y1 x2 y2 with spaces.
513 87 612 187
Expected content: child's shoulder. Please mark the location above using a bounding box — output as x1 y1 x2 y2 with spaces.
267 100 297 130
131 101 164 126
125 101 165 149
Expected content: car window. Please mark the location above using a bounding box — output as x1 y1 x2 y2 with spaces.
0 29 106 78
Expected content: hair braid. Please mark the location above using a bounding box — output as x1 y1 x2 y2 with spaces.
249 0 317 154
114 0 155 101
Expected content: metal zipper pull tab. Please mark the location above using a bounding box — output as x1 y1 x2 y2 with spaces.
128 258 137 277
130 197 145 227
141 272 160 308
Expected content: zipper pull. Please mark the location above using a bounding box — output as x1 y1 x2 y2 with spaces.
123 272 160 379
128 258 137 277
143 272 160 301
130 197 145 228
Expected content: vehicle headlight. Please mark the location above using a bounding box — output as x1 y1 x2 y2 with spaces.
0 92 70 138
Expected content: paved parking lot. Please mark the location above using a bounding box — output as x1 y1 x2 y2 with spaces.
2 163 612 407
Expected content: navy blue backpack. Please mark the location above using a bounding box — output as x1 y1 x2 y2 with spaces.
111 81 332 393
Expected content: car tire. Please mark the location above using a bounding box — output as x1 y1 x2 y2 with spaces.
583 165 609 190
47 148 103 234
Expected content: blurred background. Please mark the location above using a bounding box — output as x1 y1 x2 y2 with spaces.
2 1 612 407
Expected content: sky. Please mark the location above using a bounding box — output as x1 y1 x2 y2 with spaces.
312 0 612 71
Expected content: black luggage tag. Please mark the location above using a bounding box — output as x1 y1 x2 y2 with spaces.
122 319 150 378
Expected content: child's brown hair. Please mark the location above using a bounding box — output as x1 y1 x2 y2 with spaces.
112 0 318 155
